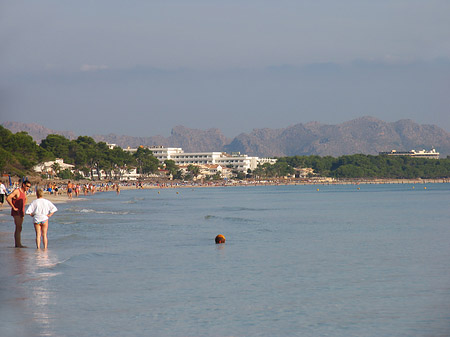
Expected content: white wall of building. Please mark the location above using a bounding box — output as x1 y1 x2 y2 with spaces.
125 146 277 173
33 158 75 174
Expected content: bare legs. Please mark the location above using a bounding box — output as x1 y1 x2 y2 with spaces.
13 215 25 248
34 221 49 249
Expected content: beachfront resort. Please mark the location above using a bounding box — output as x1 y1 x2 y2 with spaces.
34 145 277 181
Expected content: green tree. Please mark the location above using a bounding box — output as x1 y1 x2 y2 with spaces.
187 164 201 178
0 127 52 174
164 160 179 176
57 169 74 180
134 147 159 175
51 162 61 179
40 134 71 162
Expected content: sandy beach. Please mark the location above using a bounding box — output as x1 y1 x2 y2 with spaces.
23 192 87 205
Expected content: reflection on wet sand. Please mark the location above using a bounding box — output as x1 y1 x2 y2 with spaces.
0 247 33 337
30 250 60 337
3 248 60 337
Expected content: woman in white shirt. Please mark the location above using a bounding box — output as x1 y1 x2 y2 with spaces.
26 189 58 249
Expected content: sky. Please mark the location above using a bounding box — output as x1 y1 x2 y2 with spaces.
1 0 450 137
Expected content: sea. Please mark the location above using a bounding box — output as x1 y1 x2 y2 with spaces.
0 183 449 337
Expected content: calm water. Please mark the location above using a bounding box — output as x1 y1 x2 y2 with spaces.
1 184 450 337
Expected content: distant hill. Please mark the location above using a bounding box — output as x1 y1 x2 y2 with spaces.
93 125 230 153
2 117 450 157
225 117 450 157
1 122 77 142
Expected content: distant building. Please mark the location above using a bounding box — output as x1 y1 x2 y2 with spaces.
33 158 75 176
107 143 118 150
178 164 233 180
124 146 137 153
81 167 140 181
145 146 184 161
379 148 439 159
125 146 277 172
294 167 315 178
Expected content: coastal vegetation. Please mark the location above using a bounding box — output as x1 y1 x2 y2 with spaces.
0 126 54 176
1 126 449 180
0 126 157 179
276 155 450 179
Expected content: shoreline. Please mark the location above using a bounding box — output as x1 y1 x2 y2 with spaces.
25 193 88 205
119 177 450 189
9 177 449 207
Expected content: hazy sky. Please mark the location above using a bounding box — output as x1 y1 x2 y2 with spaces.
1 0 450 137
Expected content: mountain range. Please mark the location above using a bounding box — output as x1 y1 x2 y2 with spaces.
2 117 450 157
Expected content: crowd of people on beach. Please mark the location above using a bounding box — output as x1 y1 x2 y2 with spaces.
1 179 56 249
0 177 127 249
1 174 447 250
0 177 230 250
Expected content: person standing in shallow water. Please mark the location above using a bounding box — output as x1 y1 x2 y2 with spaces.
26 189 57 249
0 179 7 208
6 180 31 247
67 181 74 199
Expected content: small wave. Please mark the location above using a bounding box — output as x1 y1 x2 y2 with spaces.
39 257 73 271
222 206 271 212
33 254 73 271
256 228 274 233
38 271 62 278
97 210 129 215
224 216 257 223
79 209 95 213
64 252 121 265
124 197 145 202
77 208 129 215
57 221 79 225
204 214 257 223
54 234 84 242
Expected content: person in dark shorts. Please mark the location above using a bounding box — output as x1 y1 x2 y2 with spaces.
6 180 31 247
0 180 6 208
67 181 74 199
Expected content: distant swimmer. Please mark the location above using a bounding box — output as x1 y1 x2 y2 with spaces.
215 234 226 244
6 179 31 247
116 184 120 195
26 189 57 249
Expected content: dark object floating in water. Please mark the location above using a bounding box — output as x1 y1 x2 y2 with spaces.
215 234 226 244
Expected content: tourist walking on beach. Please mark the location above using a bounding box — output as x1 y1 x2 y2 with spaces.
6 180 31 247
26 189 57 249
0 180 6 208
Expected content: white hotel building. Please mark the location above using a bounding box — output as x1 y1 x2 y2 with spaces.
125 146 276 172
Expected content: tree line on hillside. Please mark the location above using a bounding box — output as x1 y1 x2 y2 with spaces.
0 126 160 179
1 126 449 180
276 155 450 179
236 154 450 179
1 126 53 176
